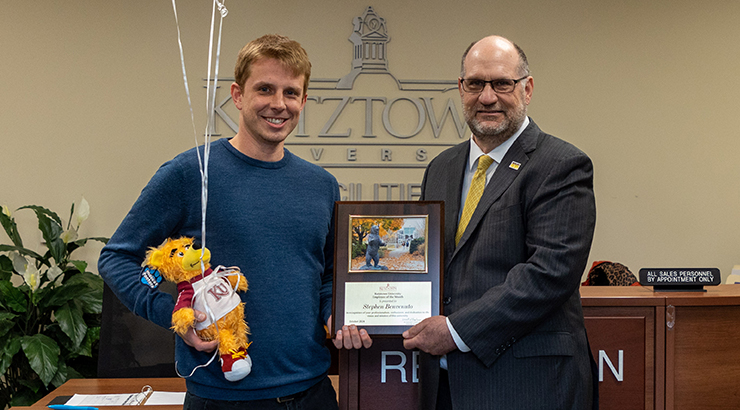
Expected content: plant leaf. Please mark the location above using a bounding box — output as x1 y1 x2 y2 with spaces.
0 280 28 312
0 244 45 262
20 334 59 386
18 377 44 393
35 211 65 266
32 284 53 306
65 364 83 380
50 359 70 388
42 282 88 308
0 254 12 281
0 311 17 337
65 272 104 314
76 236 109 246
67 203 75 230
70 326 98 357
55 301 87 347
43 323 72 352
0 336 21 375
9 385 43 407
0 207 23 247
70 260 88 274
86 326 100 355
18 205 62 226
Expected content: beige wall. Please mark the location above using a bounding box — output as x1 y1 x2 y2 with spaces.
2 0 739 281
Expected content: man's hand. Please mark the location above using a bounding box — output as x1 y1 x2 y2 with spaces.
179 310 218 352
402 315 456 356
328 315 373 349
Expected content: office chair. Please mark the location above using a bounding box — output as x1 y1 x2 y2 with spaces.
97 283 178 377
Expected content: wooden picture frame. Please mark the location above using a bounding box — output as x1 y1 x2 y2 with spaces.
331 201 443 336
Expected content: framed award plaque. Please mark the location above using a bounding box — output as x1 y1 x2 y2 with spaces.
331 201 443 336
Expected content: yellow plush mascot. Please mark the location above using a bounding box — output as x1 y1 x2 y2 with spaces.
144 237 251 381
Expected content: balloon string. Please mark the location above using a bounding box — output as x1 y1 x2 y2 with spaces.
201 0 227 264
170 0 198 160
169 0 228 379
170 0 228 272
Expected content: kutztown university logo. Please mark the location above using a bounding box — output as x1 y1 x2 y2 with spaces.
206 281 231 302
210 6 467 200
379 283 398 292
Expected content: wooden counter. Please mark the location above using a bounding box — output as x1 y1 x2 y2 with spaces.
337 285 740 410
13 376 340 410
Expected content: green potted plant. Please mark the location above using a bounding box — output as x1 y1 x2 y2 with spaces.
0 198 108 408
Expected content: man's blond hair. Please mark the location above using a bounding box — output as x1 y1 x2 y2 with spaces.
234 34 311 95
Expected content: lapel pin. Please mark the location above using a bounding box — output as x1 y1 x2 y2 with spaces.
509 161 521 170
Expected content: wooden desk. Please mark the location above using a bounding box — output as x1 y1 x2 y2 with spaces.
13 376 340 410
11 378 186 410
336 285 740 410
581 285 666 410
581 285 740 410
661 287 740 410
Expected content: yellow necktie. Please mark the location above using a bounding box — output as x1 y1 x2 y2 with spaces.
456 155 494 246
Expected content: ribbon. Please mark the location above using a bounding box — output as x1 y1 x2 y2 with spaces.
170 0 230 379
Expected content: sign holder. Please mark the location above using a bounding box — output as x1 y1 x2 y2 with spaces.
638 268 721 292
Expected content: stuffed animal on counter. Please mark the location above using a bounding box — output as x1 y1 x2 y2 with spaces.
143 237 251 381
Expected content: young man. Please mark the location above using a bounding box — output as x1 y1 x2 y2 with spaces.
99 34 370 410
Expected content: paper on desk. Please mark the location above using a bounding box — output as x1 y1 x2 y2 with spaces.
65 391 185 406
144 392 186 405
66 393 145 406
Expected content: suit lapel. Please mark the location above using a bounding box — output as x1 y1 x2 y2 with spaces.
451 121 540 259
443 141 469 266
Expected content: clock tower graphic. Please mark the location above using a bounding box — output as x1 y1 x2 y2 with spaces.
338 6 393 89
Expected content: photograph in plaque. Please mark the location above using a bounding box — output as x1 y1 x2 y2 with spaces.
348 215 428 273
332 201 443 336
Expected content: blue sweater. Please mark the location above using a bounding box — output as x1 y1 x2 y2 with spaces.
98 138 339 400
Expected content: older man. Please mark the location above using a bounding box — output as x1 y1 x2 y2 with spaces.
403 35 597 410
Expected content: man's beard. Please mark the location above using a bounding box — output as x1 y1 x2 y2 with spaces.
465 102 527 146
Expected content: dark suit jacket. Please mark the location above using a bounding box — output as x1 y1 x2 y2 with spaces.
419 119 597 410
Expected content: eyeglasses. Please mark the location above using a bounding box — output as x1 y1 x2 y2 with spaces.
460 76 529 94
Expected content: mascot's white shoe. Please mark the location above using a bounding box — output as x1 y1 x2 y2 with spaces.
221 347 252 381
